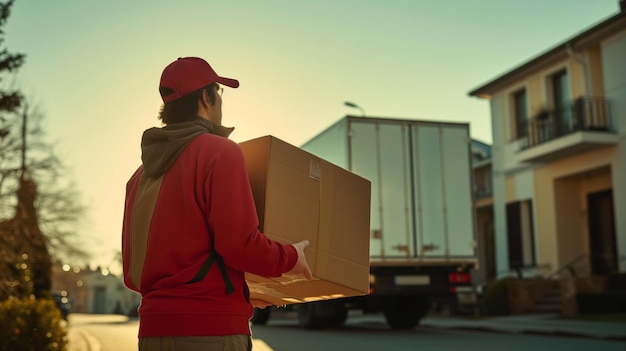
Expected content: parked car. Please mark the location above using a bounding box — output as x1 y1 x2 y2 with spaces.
52 290 72 320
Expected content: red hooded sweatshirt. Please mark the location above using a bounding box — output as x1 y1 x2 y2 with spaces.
122 118 297 337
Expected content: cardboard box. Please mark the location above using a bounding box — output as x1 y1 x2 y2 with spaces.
239 136 371 306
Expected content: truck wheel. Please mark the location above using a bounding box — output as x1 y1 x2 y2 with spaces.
328 303 347 327
383 298 430 330
297 302 327 330
250 307 271 325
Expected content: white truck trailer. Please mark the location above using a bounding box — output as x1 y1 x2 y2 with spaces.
252 116 478 329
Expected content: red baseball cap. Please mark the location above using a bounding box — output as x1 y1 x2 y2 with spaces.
159 57 239 103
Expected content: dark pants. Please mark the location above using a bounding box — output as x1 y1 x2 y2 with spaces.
139 335 252 351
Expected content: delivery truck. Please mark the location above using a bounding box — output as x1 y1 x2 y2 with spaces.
252 116 478 329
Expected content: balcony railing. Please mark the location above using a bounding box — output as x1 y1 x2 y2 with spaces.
520 97 613 149
474 188 493 199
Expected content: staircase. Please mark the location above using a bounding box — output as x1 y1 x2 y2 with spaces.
528 285 562 314
525 254 590 314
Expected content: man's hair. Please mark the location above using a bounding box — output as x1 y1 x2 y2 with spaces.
158 83 218 124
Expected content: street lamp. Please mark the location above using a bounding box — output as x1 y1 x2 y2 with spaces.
344 101 366 116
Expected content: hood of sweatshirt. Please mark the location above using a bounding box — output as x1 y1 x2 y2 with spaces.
140 117 234 178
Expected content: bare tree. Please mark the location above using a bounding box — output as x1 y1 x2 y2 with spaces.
0 101 91 263
0 0 90 298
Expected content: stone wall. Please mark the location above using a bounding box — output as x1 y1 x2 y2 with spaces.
560 276 608 316
507 278 559 314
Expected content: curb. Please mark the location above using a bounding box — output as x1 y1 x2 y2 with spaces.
421 324 626 342
519 329 626 342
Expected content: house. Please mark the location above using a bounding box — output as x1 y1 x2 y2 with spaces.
468 2 626 287
51 261 140 315
471 140 495 285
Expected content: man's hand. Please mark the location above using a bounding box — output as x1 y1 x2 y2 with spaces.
287 240 313 280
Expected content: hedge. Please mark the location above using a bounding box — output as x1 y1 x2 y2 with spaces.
0 297 67 351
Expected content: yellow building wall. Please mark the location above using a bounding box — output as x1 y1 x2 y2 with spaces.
498 50 600 143
554 177 586 269
533 169 558 272
587 46 605 97
568 58 585 99
533 146 616 273
505 177 516 202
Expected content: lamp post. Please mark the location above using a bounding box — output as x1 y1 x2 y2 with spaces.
344 101 366 116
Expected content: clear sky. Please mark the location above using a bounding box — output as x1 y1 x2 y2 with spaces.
4 0 621 274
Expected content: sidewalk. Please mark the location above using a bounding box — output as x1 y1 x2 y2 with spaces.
66 324 102 351
421 313 626 341
65 313 133 351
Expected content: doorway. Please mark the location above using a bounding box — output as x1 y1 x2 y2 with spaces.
93 286 107 314
587 189 618 275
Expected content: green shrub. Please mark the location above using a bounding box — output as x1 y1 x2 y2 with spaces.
0 297 67 351
482 278 513 315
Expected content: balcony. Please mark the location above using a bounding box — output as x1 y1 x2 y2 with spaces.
517 97 619 163
473 164 492 200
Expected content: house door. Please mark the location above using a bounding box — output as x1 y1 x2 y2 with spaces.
93 287 107 314
587 190 618 275
506 200 535 271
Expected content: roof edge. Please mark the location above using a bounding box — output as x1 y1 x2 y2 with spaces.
468 11 626 99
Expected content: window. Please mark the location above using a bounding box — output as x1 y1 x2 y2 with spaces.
506 200 535 269
551 70 572 134
474 165 492 199
512 89 528 140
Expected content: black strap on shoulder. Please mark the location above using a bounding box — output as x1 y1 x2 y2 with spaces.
185 248 235 295
214 254 235 294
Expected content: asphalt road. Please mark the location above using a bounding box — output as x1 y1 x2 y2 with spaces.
68 312 626 351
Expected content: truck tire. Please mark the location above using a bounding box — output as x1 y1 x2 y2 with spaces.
297 300 348 329
383 298 430 330
250 307 271 325
297 302 327 329
328 304 347 327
